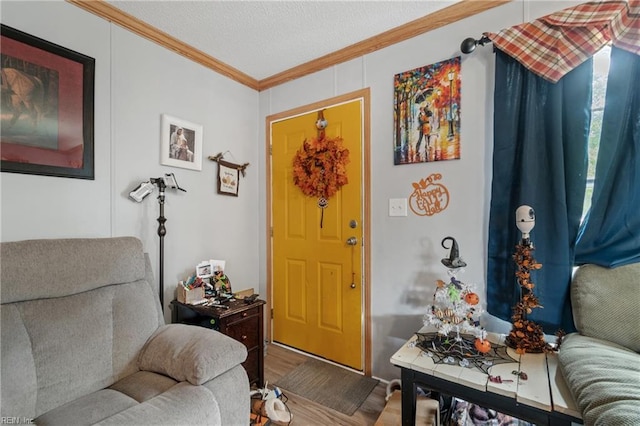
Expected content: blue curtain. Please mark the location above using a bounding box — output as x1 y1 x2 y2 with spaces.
575 46 640 267
486 49 593 334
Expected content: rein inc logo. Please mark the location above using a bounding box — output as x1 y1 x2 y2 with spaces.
1 418 33 424
409 173 450 216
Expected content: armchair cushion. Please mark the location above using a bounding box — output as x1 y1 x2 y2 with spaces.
138 324 247 385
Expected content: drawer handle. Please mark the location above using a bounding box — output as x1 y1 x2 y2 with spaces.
242 312 248 317
241 335 248 340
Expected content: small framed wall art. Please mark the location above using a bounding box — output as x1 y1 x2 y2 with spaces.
217 160 240 196
0 24 95 179
161 114 203 171
208 152 249 197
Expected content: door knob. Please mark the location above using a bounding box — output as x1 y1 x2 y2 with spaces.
346 237 357 246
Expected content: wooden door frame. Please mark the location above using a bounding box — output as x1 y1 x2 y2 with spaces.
265 88 371 375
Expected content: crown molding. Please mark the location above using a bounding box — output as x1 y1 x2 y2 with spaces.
67 0 510 92
258 0 509 90
67 0 260 90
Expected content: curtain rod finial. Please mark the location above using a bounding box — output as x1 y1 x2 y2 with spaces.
461 35 491 54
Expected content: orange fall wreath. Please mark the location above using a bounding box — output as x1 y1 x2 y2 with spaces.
292 136 350 199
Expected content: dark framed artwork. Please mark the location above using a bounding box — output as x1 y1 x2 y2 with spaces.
1 24 95 179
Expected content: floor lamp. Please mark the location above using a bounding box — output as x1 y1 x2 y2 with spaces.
129 173 186 311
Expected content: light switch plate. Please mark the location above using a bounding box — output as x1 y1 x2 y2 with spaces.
389 198 408 217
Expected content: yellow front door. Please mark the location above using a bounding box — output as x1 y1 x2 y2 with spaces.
271 99 363 370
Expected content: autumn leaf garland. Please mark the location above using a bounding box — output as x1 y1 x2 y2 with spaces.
292 136 350 199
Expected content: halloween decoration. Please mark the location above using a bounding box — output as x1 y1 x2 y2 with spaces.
464 292 479 305
474 338 492 354
413 237 517 372
441 236 467 268
409 173 450 216
505 205 562 354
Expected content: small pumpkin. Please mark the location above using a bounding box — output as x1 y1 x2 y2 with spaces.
464 292 479 305
474 338 492 353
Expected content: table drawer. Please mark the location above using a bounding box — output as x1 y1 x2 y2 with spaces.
224 315 260 348
228 306 261 323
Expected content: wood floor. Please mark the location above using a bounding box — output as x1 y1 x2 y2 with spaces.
262 343 388 425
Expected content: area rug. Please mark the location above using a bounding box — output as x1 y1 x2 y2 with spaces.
275 358 379 416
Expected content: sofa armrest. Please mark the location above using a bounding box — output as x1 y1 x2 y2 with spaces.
138 324 247 385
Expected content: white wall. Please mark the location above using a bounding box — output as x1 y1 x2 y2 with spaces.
1 2 112 239
1 1 260 323
258 0 583 380
2 0 582 381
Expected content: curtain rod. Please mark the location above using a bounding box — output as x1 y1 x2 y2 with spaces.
460 35 492 54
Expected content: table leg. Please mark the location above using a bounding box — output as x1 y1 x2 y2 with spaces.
401 367 417 426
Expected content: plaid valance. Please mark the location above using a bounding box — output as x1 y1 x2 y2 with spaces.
488 1 640 83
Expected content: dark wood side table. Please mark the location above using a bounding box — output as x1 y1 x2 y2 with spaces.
170 298 265 388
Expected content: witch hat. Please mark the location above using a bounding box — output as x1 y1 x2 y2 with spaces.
441 236 467 268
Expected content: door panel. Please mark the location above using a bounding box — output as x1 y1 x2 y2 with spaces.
272 100 363 369
285 260 307 322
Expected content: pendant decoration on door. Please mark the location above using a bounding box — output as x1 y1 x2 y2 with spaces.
292 110 349 228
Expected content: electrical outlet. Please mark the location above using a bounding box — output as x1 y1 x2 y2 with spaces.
389 198 408 217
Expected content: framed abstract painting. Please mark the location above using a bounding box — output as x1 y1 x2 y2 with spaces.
393 56 461 165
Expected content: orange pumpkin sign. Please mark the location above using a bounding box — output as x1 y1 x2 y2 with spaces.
409 173 450 216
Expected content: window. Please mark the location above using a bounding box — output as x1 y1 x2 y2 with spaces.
583 46 611 217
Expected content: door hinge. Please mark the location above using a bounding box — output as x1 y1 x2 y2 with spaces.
270 145 273 155
270 227 273 237
271 308 274 319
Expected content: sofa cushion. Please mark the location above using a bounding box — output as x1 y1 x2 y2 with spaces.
0 237 146 304
0 304 37 419
571 263 640 352
559 333 640 425
109 371 177 403
138 324 248 385
94 382 221 426
1 280 162 418
35 389 138 426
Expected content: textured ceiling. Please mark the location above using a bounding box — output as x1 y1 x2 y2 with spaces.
106 1 460 81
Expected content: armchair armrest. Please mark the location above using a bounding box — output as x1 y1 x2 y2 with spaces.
138 324 248 385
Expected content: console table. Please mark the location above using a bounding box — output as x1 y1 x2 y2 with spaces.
391 330 582 426
171 298 265 387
